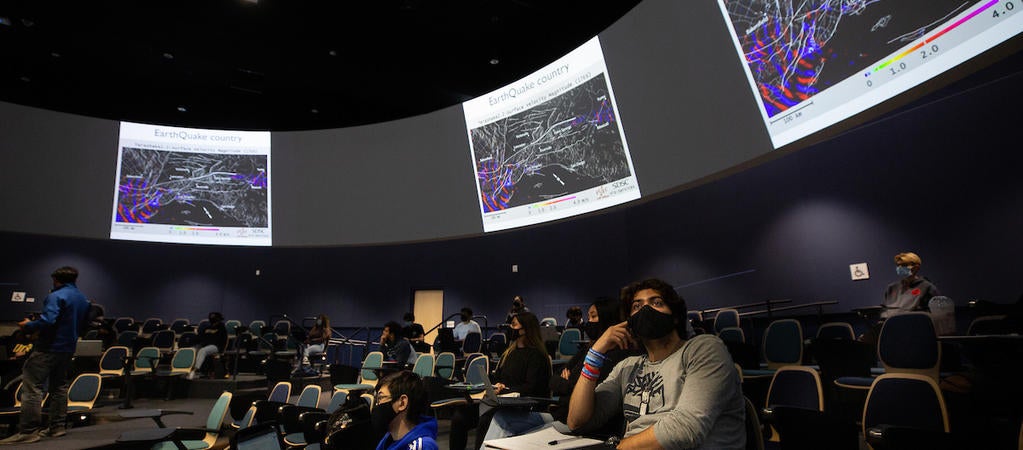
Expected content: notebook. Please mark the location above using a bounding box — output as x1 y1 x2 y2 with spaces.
482 424 607 449
74 339 104 357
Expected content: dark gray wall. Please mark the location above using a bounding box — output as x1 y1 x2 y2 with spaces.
2 54 1020 326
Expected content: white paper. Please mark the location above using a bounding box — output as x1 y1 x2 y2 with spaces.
483 425 603 450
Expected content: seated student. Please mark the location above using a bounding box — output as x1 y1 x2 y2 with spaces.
379 321 417 368
302 314 331 366
549 297 639 426
453 308 481 342
564 306 584 329
567 278 745 449
188 312 227 380
449 312 551 449
402 313 431 353
373 370 439 450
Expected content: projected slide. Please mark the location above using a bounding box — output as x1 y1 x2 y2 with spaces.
464 37 639 232
111 122 272 246
718 0 1023 148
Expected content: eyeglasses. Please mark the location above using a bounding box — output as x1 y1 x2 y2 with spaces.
374 393 391 403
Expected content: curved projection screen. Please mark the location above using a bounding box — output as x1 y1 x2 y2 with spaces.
0 0 1021 246
111 122 272 246
464 37 640 232
718 0 1023 148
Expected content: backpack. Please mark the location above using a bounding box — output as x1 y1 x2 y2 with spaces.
323 394 375 450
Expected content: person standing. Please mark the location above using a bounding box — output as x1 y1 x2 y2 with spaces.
504 296 530 324
1 266 90 443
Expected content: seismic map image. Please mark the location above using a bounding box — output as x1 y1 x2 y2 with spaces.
115 147 268 227
471 73 631 213
720 0 984 117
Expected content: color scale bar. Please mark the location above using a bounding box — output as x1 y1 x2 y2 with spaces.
531 196 576 208
172 226 220 231
874 0 999 72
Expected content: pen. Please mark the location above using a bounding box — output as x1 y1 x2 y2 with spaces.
548 437 583 446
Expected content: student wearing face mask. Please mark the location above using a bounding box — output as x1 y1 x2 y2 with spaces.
452 307 481 342
450 312 551 450
549 297 640 425
302 314 331 366
188 312 228 380
882 252 940 319
504 296 530 324
372 370 439 450
567 278 745 450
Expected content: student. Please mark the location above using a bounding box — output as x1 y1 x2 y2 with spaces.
373 371 439 450
565 306 584 329
567 278 745 449
302 314 331 366
188 312 227 380
450 312 551 449
380 321 417 368
453 308 481 342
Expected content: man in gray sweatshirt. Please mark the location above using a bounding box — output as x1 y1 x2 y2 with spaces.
567 278 745 449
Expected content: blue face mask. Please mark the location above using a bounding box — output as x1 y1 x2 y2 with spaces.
896 265 913 277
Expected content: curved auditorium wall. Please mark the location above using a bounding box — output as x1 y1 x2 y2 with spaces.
1 0 1022 323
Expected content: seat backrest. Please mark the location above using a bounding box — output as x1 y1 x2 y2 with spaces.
134 347 161 371
462 332 482 354
171 347 196 373
464 354 489 385
67 373 102 410
412 354 435 378
249 320 266 336
141 318 163 334
361 351 385 384
268 381 292 403
718 327 745 344
714 309 740 333
117 330 138 349
324 390 346 414
170 319 191 334
99 346 129 376
434 352 456 380
238 406 257 430
153 329 176 351
558 328 581 358
203 391 233 447
177 331 198 349
862 374 949 442
273 320 291 337
296 384 322 408
878 312 940 380
225 320 241 336
816 322 855 341
765 366 823 411
114 317 135 333
540 317 558 327
744 395 766 450
763 319 803 369
967 315 1008 336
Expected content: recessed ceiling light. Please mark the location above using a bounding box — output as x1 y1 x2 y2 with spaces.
489 58 500 65
19 76 30 83
328 50 337 57
176 106 187 112
50 52 61 58
310 108 319 114
162 53 175 60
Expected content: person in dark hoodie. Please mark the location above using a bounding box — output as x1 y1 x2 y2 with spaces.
373 370 438 450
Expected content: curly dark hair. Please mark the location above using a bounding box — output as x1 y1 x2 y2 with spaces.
620 278 687 337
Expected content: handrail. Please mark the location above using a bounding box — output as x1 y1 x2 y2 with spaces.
738 300 839 318
698 299 792 315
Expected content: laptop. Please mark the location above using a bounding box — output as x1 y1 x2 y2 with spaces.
472 362 545 408
74 340 104 357
436 328 459 353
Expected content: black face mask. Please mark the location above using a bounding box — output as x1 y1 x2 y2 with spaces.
628 305 676 340
460 314 470 322
583 321 602 341
513 301 522 309
370 400 398 437
505 327 521 342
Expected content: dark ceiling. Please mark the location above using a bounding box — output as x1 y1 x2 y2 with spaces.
0 0 643 131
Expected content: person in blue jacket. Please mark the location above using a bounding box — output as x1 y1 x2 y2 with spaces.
0 266 90 444
373 370 439 450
